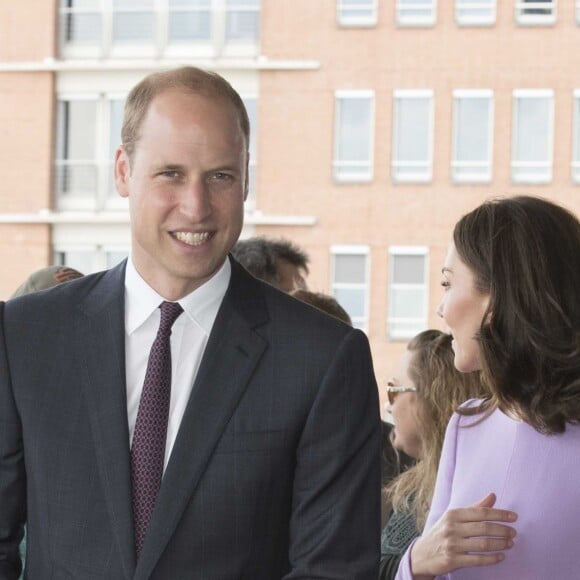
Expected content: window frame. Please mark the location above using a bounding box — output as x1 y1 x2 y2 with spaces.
391 89 434 184
59 0 261 60
333 90 375 184
511 89 554 185
330 245 370 332
515 0 557 27
395 0 437 27
55 92 128 212
387 246 429 341
336 0 378 27
455 0 496 26
451 89 494 184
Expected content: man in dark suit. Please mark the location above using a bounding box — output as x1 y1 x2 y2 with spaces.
0 66 380 579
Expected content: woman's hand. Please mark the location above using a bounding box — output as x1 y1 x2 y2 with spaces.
410 492 517 579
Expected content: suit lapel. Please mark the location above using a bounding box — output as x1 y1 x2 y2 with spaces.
134 260 269 580
75 262 136 579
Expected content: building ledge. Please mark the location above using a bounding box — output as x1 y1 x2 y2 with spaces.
0 210 317 227
0 56 320 73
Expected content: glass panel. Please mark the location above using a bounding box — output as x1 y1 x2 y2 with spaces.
456 0 495 22
57 100 98 196
106 251 129 268
333 287 365 318
521 0 553 16
455 97 490 162
389 319 426 338
337 98 372 163
168 0 212 41
515 97 551 162
60 0 101 8
338 0 376 20
61 13 101 44
334 254 366 284
55 250 95 274
112 0 154 43
391 287 426 318
398 0 434 19
335 96 372 179
392 255 425 284
396 97 430 162
226 0 260 41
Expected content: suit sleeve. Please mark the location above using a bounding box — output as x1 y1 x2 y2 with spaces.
0 302 25 580
284 328 381 580
394 412 461 580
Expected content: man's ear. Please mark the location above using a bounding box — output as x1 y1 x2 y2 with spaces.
114 146 131 198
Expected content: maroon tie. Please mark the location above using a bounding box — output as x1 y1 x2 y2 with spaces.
131 301 183 558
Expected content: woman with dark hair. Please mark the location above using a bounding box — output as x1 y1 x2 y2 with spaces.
380 330 486 579
396 195 580 579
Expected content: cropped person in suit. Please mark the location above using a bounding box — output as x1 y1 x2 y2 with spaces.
0 66 381 579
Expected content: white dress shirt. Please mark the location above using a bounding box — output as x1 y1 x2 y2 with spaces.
124 257 231 470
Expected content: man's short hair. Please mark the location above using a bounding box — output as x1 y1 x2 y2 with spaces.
268 239 309 274
291 290 352 326
121 66 250 161
231 238 278 285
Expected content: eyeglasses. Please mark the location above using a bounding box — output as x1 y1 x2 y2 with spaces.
386 382 418 406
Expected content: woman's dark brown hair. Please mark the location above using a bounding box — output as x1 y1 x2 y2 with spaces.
454 195 580 434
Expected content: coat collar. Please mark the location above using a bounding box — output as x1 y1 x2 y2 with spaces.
134 256 270 579
75 258 271 579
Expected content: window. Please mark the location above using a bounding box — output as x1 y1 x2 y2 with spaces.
55 94 127 210
337 0 378 27
333 91 374 183
455 0 496 26
511 90 554 184
242 95 258 208
392 90 433 183
452 90 494 183
577 0 580 24
396 0 437 27
54 246 129 274
59 0 261 59
331 247 369 331
515 0 556 26
388 248 428 340
571 91 580 183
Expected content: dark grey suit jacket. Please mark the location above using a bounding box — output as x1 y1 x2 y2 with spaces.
0 257 380 579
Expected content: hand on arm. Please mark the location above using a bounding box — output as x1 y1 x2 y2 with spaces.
410 493 517 580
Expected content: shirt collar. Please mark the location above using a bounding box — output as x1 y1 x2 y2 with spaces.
125 257 231 336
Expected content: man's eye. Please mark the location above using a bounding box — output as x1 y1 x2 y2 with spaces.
159 171 180 179
212 172 233 181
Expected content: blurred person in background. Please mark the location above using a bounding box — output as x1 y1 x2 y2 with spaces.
291 288 351 325
380 329 486 579
11 265 83 298
232 236 309 292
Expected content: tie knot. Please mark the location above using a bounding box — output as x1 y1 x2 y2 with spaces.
158 301 183 333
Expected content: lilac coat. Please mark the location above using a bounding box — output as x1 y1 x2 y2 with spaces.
397 404 580 579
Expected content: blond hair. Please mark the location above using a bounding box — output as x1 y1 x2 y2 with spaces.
385 330 487 529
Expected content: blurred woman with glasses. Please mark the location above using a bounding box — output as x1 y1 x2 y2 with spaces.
380 329 486 579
